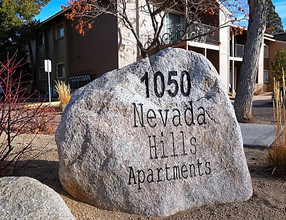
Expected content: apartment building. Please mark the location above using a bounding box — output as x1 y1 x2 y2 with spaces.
268 33 286 84
31 2 286 97
32 11 118 95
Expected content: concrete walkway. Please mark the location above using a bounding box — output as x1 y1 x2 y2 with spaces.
240 123 278 148
232 94 278 148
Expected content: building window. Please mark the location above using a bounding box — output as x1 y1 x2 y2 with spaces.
56 24 64 39
56 63 65 78
264 70 269 83
235 44 245 58
168 12 184 26
166 12 184 32
39 67 45 81
264 45 269 58
37 33 44 47
163 12 184 44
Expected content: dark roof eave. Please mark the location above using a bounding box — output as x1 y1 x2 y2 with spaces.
41 8 69 24
273 32 286 36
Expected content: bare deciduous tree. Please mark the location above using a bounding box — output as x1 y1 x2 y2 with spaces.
62 0 247 57
63 0 265 123
234 0 267 122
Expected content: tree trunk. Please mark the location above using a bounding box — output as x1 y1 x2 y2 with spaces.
234 0 267 122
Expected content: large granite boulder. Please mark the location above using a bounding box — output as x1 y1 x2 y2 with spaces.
0 176 75 219
56 48 252 216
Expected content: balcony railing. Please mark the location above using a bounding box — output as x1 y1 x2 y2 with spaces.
161 22 185 45
187 22 219 45
141 22 184 48
141 21 219 48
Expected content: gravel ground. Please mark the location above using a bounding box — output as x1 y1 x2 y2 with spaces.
252 105 276 124
8 94 286 219
239 94 276 124
14 135 286 220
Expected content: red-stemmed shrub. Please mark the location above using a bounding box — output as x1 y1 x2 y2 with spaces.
0 53 54 176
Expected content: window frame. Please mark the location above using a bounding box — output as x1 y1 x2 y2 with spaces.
56 63 65 79
264 45 269 58
264 70 269 83
56 24 64 40
166 11 184 31
39 67 45 81
37 33 44 47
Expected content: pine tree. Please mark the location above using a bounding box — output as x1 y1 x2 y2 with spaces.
0 0 50 81
265 0 284 34
0 0 50 27
0 0 50 68
272 48 286 82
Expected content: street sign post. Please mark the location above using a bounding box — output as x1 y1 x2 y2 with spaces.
44 59 52 104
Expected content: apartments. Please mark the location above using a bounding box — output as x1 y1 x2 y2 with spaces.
31 2 286 97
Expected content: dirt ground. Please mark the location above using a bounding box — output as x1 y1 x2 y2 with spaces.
9 95 286 219
14 135 286 219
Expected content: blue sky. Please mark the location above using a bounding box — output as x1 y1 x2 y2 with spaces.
34 0 67 22
35 0 286 30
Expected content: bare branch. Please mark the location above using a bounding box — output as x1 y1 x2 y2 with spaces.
63 0 248 57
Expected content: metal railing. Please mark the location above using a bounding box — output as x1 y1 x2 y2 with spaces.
160 22 185 45
187 22 219 45
141 29 156 49
140 22 185 48
141 21 219 48
69 75 91 92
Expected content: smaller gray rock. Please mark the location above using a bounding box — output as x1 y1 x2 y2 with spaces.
0 176 75 220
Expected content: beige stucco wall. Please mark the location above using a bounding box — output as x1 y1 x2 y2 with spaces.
219 6 231 92
268 40 286 79
257 37 265 84
117 0 154 68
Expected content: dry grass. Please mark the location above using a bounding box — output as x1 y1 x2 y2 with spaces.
266 72 286 176
55 80 71 105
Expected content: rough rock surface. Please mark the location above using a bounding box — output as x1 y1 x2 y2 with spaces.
56 48 252 216
0 176 75 220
